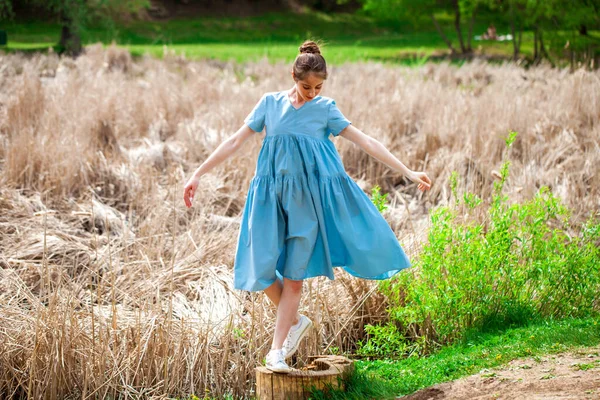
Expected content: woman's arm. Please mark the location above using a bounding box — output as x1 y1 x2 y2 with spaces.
191 124 255 178
338 125 431 191
183 124 256 208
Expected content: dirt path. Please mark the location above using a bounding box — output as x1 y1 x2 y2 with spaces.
397 345 600 400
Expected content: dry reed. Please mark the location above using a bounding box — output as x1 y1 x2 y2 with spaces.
0 43 598 398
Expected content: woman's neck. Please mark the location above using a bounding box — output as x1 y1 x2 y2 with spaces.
288 87 305 105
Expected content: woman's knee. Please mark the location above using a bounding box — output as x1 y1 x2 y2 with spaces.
283 278 303 294
265 278 283 292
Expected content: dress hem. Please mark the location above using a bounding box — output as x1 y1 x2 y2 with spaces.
234 265 410 292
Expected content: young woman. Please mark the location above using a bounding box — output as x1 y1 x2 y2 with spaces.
183 40 432 373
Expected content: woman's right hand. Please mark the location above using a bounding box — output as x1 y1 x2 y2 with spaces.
183 174 200 208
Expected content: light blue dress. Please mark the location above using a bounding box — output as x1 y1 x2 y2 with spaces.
233 90 412 292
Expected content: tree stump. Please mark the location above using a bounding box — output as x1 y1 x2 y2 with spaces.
255 355 354 400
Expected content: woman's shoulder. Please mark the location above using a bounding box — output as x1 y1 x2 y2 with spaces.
313 96 339 114
254 91 278 100
314 95 336 107
317 94 334 101
266 90 283 98
254 91 286 106
262 90 286 100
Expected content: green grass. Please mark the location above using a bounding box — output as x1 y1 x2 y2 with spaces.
1 10 540 64
309 316 600 399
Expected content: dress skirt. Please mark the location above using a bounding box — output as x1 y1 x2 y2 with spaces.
233 133 412 292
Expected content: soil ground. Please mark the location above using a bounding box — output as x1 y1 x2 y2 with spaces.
397 345 600 400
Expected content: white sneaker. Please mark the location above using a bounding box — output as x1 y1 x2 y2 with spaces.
282 314 313 359
265 349 292 373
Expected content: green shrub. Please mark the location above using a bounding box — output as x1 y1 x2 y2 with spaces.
370 184 389 213
356 322 410 358
359 131 600 357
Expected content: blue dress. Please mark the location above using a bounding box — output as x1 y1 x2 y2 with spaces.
233 90 412 292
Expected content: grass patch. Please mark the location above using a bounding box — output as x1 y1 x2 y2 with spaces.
1 10 539 64
309 316 600 399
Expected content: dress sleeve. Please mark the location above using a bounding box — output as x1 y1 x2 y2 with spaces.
327 100 352 137
244 93 268 133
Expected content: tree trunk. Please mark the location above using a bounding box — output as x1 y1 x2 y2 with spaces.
58 12 82 57
517 23 523 56
453 0 467 54
467 8 476 52
539 28 551 63
570 47 575 72
431 14 456 54
255 356 354 400
533 27 539 62
509 2 519 60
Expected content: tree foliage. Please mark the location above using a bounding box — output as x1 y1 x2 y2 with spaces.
360 0 484 54
359 0 599 63
0 0 14 20
1 0 149 56
486 0 599 64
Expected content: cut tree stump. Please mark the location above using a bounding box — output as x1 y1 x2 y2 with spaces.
255 355 354 400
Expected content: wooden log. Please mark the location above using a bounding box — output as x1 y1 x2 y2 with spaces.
255 355 354 400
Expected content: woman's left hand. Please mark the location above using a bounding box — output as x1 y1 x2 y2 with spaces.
407 171 432 192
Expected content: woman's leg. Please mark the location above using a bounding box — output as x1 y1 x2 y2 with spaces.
264 278 300 325
270 278 303 350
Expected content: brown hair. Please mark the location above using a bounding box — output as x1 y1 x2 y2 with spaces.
292 40 328 81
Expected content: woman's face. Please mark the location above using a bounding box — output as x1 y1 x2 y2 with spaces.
293 72 324 102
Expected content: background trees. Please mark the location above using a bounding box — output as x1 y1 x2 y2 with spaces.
484 0 599 64
1 0 598 64
359 0 482 55
358 0 598 64
0 0 149 55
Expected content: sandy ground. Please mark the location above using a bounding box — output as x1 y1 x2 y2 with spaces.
397 346 600 400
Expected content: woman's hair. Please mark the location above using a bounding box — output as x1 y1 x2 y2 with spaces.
292 40 328 81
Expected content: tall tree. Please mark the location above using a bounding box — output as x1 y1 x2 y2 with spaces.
0 0 149 56
486 0 599 64
0 0 14 20
360 0 482 55
486 0 527 60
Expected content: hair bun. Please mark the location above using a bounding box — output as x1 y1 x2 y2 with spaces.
299 41 321 55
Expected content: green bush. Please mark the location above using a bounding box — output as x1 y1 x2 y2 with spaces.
370 184 389 213
359 131 600 358
356 322 410 358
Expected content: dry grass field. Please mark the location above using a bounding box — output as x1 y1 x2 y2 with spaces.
0 44 598 399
